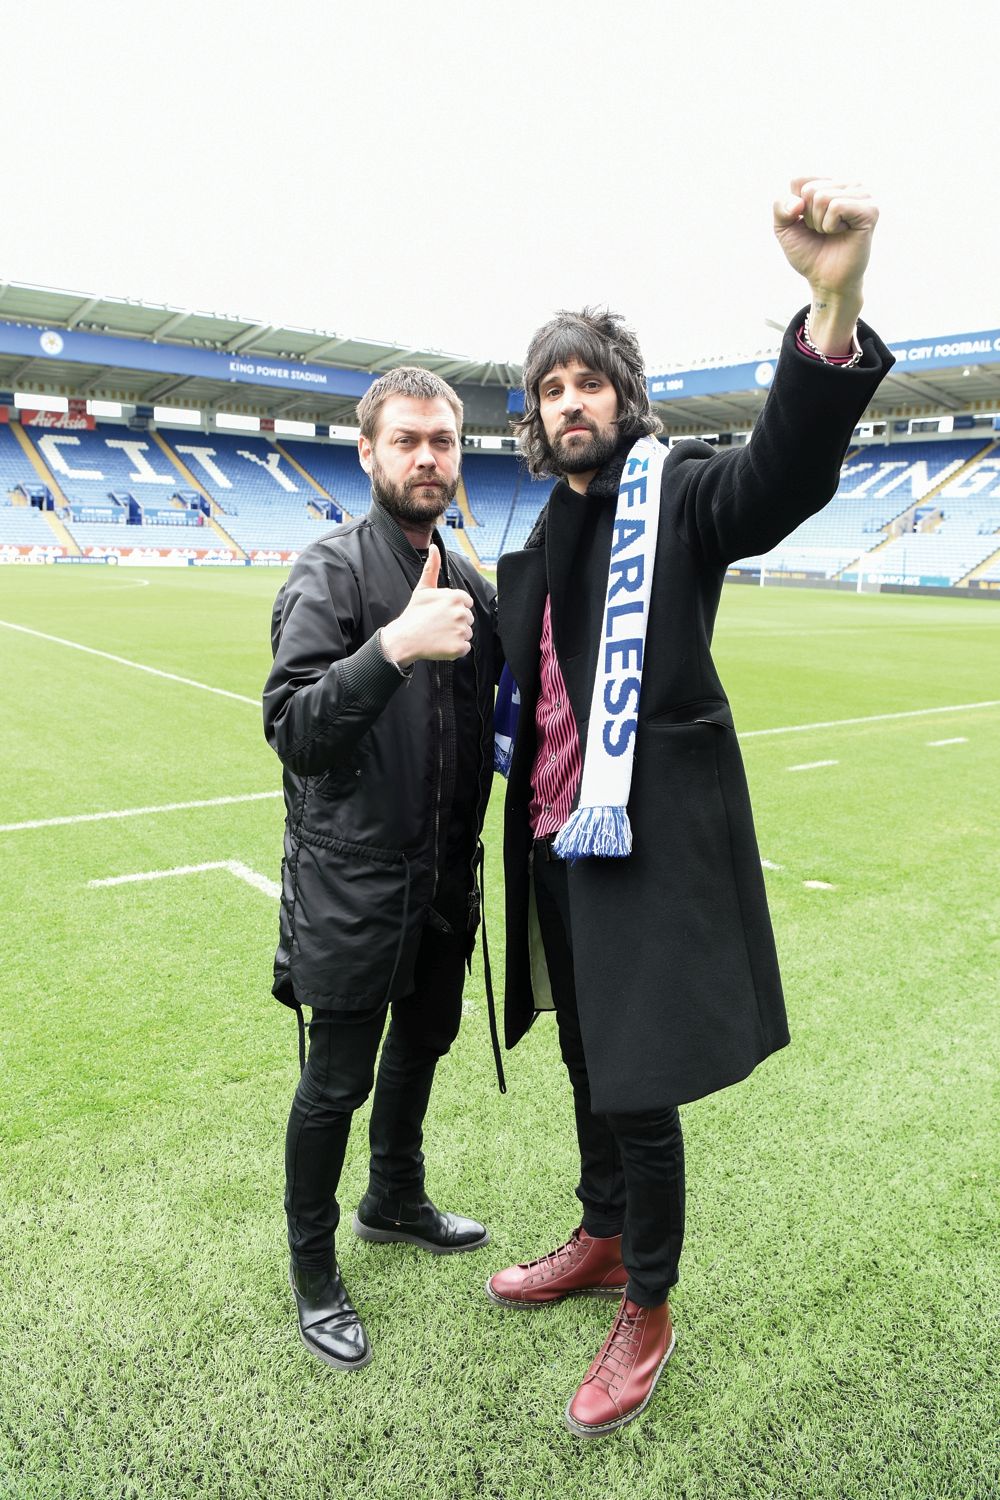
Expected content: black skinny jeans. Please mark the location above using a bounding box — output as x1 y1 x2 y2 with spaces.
532 848 686 1308
284 924 467 1273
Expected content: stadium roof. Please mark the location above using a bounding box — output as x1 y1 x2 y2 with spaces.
0 281 522 429
2 279 1000 438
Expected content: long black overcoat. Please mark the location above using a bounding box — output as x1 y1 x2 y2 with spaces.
497 313 893 1113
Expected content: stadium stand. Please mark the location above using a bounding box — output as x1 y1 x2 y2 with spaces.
506 473 555 552
462 453 520 562
0 424 64 552
0 423 41 499
734 438 1000 585
0 497 62 550
462 452 553 563
842 533 1000 585
152 430 330 557
19 424 188 506
6 411 999 580
277 440 371 518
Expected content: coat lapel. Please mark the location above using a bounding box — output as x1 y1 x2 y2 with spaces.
497 546 547 703
545 483 616 735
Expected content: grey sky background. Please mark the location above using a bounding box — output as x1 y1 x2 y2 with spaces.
2 0 995 371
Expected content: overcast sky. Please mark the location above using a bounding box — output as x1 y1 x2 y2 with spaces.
2 0 996 371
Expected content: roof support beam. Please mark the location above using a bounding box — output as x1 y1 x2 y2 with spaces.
142 376 198 404
67 296 101 329
302 335 351 359
151 311 193 339
223 324 273 353
6 358 41 386
879 374 964 411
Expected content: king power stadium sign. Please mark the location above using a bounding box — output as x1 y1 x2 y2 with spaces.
646 328 1000 403
0 322 375 399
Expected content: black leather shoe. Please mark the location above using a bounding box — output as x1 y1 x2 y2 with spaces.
289 1262 372 1370
352 1193 489 1254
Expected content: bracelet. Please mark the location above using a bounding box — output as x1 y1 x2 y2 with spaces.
376 626 414 680
802 313 863 368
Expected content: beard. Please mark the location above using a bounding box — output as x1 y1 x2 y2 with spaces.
370 457 458 524
549 420 619 475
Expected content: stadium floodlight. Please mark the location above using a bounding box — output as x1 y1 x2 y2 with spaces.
216 413 260 432
15 391 68 412
274 419 316 438
154 405 200 426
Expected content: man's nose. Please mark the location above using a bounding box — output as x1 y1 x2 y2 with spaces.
560 392 583 417
414 443 438 468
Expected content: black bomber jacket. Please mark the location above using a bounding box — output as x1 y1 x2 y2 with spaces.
263 500 499 1019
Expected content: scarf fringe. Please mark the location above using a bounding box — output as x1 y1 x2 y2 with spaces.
553 805 633 862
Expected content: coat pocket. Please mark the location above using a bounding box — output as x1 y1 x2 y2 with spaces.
644 698 734 730
288 833 412 1008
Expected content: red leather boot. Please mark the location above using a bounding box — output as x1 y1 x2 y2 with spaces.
486 1226 627 1307
565 1295 675 1437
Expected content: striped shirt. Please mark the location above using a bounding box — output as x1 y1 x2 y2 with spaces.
529 595 581 836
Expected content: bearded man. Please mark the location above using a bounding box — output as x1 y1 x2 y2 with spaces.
264 367 499 1370
487 179 894 1436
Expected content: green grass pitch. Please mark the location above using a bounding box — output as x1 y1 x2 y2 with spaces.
1 567 997 1500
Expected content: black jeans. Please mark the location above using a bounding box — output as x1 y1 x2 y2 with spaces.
284 924 467 1273
532 847 685 1308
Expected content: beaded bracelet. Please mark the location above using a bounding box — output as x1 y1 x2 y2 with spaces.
802 312 863 368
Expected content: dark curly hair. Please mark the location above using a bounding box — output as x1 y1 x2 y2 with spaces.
513 306 662 478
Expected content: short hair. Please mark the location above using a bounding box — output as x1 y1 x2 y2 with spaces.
356 366 463 441
513 306 662 477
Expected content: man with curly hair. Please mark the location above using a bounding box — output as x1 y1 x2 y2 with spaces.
487 179 893 1437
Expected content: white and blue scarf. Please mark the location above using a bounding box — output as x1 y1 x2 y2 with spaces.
495 433 666 860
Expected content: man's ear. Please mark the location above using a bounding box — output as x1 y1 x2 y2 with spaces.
358 434 373 475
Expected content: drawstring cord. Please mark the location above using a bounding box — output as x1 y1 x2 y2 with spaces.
291 849 505 1095
476 842 507 1094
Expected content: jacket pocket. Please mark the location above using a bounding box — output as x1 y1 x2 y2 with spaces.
287 835 412 1007
644 698 734 730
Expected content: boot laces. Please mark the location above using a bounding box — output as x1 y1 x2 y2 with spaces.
521 1231 581 1276
591 1302 643 1390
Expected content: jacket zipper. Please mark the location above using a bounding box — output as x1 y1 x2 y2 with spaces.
467 609 489 928
432 663 443 896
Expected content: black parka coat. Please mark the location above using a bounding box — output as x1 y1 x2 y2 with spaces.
263 502 497 1013
497 314 894 1113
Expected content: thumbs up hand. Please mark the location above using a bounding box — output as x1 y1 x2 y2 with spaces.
415 545 441 591
380 545 475 667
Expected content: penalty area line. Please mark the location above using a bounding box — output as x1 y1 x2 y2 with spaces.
0 790 281 834
0 620 259 706
740 700 1000 739
89 859 280 900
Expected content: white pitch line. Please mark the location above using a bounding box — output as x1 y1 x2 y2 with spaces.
740 700 1000 739
89 860 232 887
0 620 258 706
226 861 282 899
787 760 839 772
760 858 783 870
89 858 280 899
803 880 836 891
927 737 968 747
0 790 281 834
4 617 997 741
